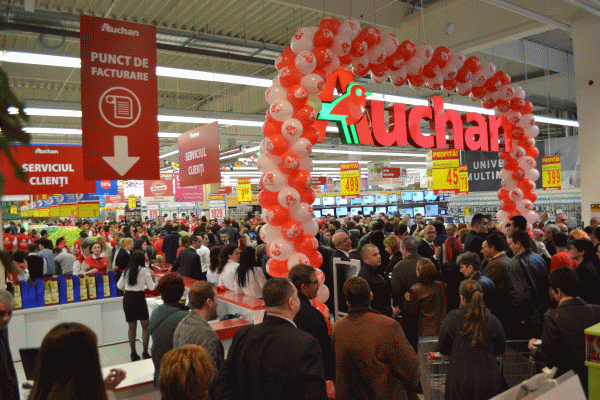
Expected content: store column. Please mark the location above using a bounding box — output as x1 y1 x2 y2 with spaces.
571 15 600 225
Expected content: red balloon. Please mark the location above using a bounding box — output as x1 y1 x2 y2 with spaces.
499 152 511 161
319 16 341 34
370 62 388 77
276 47 295 70
278 151 300 174
397 40 416 61
485 76 502 92
300 188 316 204
308 251 323 268
520 101 533 115
278 65 302 88
313 46 333 68
423 62 440 79
313 300 330 319
289 170 311 191
431 46 450 67
498 188 509 201
302 125 319 145
504 200 517 213
258 189 279 208
512 126 525 138
510 97 526 111
338 54 352 68
266 259 289 278
407 73 425 86
352 67 369 77
471 85 486 98
526 146 539 158
391 76 408 87
496 99 510 113
350 36 369 57
524 190 537 203
360 27 381 47
266 205 290 226
281 219 304 241
385 52 405 71
313 29 334 48
456 67 472 83
494 71 511 85
294 105 317 127
464 56 481 73
442 79 457 90
482 99 496 109
511 168 525 181
263 119 282 138
504 159 519 171
265 134 289 156
294 234 319 254
286 84 309 107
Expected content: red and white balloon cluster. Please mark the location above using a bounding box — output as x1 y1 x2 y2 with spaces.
260 16 540 272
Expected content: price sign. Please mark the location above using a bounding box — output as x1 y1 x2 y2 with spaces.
209 193 227 223
210 208 224 220
78 202 99 218
542 156 561 190
431 167 461 192
340 162 360 198
458 165 469 194
10 206 17 214
128 196 137 209
237 178 252 204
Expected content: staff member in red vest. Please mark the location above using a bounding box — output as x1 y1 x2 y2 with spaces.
2 228 16 254
16 228 31 253
81 242 108 275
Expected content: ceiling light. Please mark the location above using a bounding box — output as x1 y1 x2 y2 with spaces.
157 66 271 87
311 148 426 158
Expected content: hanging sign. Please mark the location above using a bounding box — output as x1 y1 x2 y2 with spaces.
209 194 227 223
173 171 204 202
80 15 159 180
340 162 360 198
237 178 252 204
458 165 469 194
77 194 100 218
58 194 78 217
542 156 561 190
178 122 221 187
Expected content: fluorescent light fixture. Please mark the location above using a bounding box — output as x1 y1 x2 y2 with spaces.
156 66 271 87
0 51 80 68
534 115 579 127
445 103 494 115
390 161 428 165
159 150 179 159
24 126 183 138
311 148 426 158
220 146 260 161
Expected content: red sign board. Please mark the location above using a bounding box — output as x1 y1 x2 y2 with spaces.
178 122 220 188
218 187 233 194
173 171 204 202
381 167 407 178
80 15 159 180
311 176 329 186
144 172 174 197
0 144 95 195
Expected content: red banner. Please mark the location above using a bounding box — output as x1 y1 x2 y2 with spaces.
144 172 174 197
218 187 233 194
178 122 220 188
80 15 159 180
0 144 95 195
382 167 407 178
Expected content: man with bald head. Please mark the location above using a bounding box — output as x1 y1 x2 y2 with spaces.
556 213 568 226
331 232 351 261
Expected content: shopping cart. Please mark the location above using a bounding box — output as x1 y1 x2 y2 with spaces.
418 338 545 400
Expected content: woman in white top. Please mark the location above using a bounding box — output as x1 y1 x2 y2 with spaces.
117 250 156 362
217 244 240 291
73 241 92 276
206 245 223 285
234 246 267 298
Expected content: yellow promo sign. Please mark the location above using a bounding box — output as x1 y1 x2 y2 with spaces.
78 203 100 218
237 178 252 204
541 156 561 190
431 167 461 192
458 165 469 194
10 206 17 214
340 162 360 198
128 196 137 209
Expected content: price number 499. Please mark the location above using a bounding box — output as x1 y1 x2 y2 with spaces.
343 177 359 193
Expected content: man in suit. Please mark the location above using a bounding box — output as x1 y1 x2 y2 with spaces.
542 224 559 257
331 232 351 261
161 223 181 265
506 215 539 257
463 213 489 259
171 235 206 281
0 290 19 400
211 278 327 400
529 267 600 398
218 217 240 245
409 213 423 235
417 225 440 268
358 244 399 319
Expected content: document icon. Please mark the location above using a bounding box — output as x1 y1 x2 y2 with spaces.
106 95 133 119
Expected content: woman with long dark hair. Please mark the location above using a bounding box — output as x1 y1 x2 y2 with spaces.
28 322 126 400
234 246 267 298
437 280 506 400
217 244 240 291
440 236 465 312
207 245 223 284
117 250 156 361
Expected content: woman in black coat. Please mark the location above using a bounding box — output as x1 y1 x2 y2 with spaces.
437 279 506 400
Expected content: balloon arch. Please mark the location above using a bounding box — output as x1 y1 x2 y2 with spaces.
258 16 540 311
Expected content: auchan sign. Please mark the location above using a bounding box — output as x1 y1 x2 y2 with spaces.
315 70 513 152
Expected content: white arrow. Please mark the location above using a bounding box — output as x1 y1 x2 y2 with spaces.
102 136 140 176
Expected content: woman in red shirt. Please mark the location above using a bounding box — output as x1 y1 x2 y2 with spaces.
176 235 190 259
16 227 31 253
82 242 108 275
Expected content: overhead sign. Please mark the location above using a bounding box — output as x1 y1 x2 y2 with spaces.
237 178 252 204
0 144 95 195
48 196 60 217
311 176 332 186
382 167 407 179
144 172 174 199
80 15 159 180
458 165 469 194
428 149 461 193
178 122 220 187
173 171 204 202
58 194 78 217
340 162 360 198
315 70 514 152
95 180 118 195
77 193 100 218
209 194 226 223
542 155 561 190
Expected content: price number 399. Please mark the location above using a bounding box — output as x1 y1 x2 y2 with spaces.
544 170 561 187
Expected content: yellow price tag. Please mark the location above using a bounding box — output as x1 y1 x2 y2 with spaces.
541 156 561 190
340 162 360 197
458 165 469 194
237 178 252 204
78 203 100 218
431 167 461 191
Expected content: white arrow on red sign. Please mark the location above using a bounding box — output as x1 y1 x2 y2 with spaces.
103 136 140 176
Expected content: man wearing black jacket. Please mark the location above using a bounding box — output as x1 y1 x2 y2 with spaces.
171 235 206 281
358 244 399 319
161 223 180 265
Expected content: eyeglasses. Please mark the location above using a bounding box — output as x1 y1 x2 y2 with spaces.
307 281 319 286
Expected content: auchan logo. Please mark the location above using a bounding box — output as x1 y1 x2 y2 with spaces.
101 23 139 37
315 70 513 152
34 148 59 154
150 181 168 196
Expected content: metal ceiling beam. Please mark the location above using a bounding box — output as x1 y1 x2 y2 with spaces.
482 39 575 75
480 0 571 32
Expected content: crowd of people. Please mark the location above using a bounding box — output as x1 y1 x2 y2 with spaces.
2 208 600 399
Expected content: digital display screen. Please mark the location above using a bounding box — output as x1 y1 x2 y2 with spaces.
412 191 424 202
321 208 335 217
312 198 322 207
440 209 447 215
350 207 362 215
388 194 398 203
376 207 387 215
388 205 398 214
350 197 363 205
401 192 413 201
375 194 387 204
401 208 413 217
336 196 348 205
424 190 438 201
425 204 439 217
313 209 322 218
414 206 425 216
363 206 374 215
336 207 348 217
322 196 335 206
363 195 375 204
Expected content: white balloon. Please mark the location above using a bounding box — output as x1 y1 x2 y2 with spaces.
525 168 540 181
510 146 526 160
409 81 425 91
426 75 443 90
415 43 434 64
480 62 497 78
303 219 319 237
316 269 325 285
381 34 399 56
287 252 311 269
265 85 287 104
498 84 516 101
405 57 424 76
278 186 301 209
441 64 458 81
372 71 389 84
338 18 360 40
269 99 294 122
509 188 524 202
300 73 325 95
295 51 317 75
324 54 340 73
260 223 279 243
332 34 352 56
367 45 387 65
316 284 330 303
517 114 536 129
471 70 487 87
525 211 538 224
351 54 369 71
456 81 472 95
256 154 278 172
518 156 537 170
449 51 465 69
389 68 407 82
281 118 304 142
262 170 288 192
499 169 511 181
290 28 315 54
267 239 294 261
299 157 314 173
290 138 312 158
290 202 315 223
501 179 518 191
524 125 540 138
